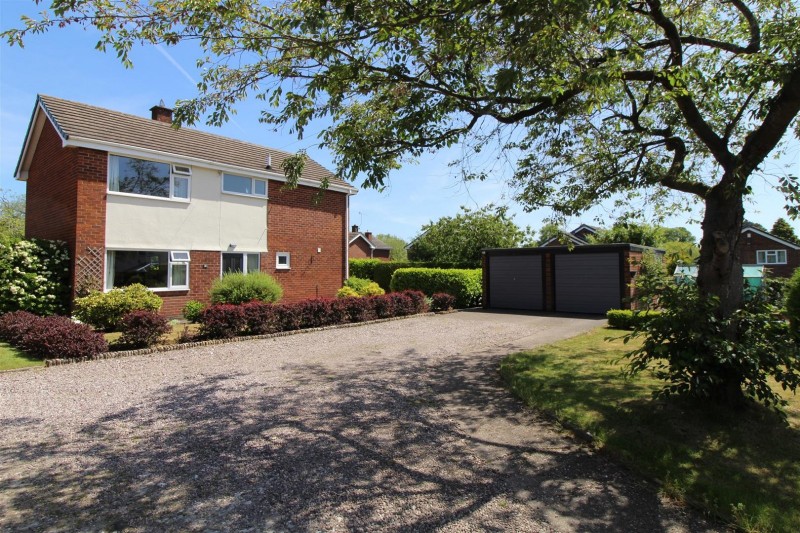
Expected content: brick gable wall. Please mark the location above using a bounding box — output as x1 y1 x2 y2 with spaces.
267 182 348 302
26 119 107 300
738 231 800 278
349 237 372 259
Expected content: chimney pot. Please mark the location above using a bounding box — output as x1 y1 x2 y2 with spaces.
150 103 173 123
352 225 359 233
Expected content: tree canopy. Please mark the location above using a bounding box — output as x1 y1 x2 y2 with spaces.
771 217 799 243
0 190 25 244
407 205 534 267
5 0 800 406
375 233 408 261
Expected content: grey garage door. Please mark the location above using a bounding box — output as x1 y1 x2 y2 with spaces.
555 253 621 314
488 255 543 310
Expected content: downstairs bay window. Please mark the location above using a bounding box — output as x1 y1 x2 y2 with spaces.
106 250 190 290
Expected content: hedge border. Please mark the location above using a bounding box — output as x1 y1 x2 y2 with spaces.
43 311 439 367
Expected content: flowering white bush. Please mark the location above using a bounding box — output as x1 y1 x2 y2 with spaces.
0 238 70 315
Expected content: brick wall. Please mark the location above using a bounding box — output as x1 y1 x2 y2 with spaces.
26 119 107 300
738 231 800 278
349 238 372 259
267 182 348 302
154 250 220 318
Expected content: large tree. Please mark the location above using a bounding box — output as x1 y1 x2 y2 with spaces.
375 233 408 261
408 205 534 266
0 189 25 244
5 0 799 401
771 217 799 243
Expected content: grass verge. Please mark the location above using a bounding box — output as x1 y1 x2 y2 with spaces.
499 327 800 533
0 342 44 371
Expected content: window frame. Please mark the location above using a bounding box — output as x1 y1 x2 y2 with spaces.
275 252 291 270
756 249 788 265
105 249 190 292
221 173 268 198
107 154 191 202
220 252 262 276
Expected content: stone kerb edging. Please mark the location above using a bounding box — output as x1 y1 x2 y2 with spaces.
45 311 439 367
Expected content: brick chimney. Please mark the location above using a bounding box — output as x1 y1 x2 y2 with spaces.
351 225 359 233
149 100 173 123
365 231 373 241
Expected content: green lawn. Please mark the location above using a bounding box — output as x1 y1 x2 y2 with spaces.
500 327 800 533
0 342 44 371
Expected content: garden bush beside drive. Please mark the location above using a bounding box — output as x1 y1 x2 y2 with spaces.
115 310 171 349
197 290 429 339
606 309 662 329
390 268 481 308
787 267 800 336
182 300 205 323
210 271 283 305
0 310 107 360
74 283 163 331
336 276 384 298
0 238 70 316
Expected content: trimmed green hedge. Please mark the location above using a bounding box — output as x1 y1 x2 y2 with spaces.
390 268 482 308
606 309 662 329
350 259 476 291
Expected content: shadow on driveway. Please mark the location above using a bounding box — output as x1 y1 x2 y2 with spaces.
0 344 718 532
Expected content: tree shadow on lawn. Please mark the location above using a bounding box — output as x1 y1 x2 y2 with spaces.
502 346 800 531
0 353 718 532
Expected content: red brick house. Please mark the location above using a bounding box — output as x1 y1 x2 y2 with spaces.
739 224 800 278
14 95 357 316
348 225 391 261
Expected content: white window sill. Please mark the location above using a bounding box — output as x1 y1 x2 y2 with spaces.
275 266 290 270
108 191 190 203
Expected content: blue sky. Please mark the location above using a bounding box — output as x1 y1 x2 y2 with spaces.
1 0 798 242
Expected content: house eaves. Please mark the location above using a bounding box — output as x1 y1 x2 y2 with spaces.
741 225 800 250
15 95 358 195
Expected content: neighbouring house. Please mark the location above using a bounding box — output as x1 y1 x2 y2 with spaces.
348 225 392 261
540 224 600 246
14 95 358 316
738 223 800 278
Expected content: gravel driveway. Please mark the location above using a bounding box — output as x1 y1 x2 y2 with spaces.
0 310 719 532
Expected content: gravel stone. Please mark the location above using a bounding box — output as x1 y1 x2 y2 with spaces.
0 310 722 532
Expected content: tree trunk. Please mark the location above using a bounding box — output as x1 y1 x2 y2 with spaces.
696 183 746 407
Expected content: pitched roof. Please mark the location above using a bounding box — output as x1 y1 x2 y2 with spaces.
15 95 357 193
741 224 800 250
348 231 392 250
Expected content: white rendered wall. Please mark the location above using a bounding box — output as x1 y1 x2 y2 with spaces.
105 166 267 252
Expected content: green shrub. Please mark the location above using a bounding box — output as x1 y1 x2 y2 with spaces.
390 268 482 308
349 259 383 280
210 271 283 305
606 309 662 329
0 238 70 315
625 281 799 412
74 284 163 331
350 259 476 291
787 268 800 336
336 286 360 298
343 277 384 296
182 300 205 323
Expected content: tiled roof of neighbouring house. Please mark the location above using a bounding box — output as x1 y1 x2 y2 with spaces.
25 94 355 192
